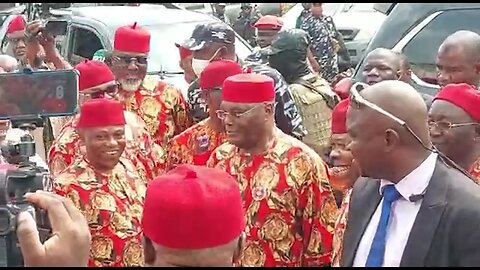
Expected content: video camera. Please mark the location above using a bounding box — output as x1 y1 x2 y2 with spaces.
0 68 78 266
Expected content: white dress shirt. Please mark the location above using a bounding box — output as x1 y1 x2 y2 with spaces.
353 152 438 267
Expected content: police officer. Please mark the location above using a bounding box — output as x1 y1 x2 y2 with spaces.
212 3 230 25
265 28 340 157
232 3 262 47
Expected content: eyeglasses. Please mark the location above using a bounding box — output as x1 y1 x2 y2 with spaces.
113 55 148 66
428 120 479 131
81 83 119 99
216 104 263 120
349 81 473 178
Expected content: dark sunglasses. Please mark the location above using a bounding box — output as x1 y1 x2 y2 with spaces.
349 82 473 178
114 55 148 65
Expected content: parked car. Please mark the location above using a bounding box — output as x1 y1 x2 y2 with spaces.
352 3 480 96
281 3 386 68
29 5 253 97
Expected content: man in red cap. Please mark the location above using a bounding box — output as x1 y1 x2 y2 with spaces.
166 60 242 169
245 15 283 65
48 60 165 182
327 99 361 267
108 22 191 147
53 98 146 267
207 73 338 267
5 15 27 60
429 83 480 182
175 43 195 84
142 164 245 267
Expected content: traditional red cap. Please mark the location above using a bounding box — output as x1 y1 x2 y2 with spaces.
331 99 349 134
175 43 192 60
114 22 151 53
254 15 284 30
77 99 126 128
75 60 115 92
433 83 480 122
199 60 243 91
6 15 25 38
222 73 275 103
142 164 245 249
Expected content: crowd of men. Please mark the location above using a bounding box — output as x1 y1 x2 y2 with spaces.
4 2 480 268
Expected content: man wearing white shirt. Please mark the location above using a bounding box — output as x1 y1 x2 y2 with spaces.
340 81 480 267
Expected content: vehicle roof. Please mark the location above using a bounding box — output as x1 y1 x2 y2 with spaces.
68 6 215 28
353 3 480 81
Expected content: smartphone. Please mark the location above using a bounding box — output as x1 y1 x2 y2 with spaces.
44 20 68 36
0 69 79 120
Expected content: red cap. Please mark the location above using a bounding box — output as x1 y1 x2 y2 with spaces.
6 15 25 38
114 22 151 53
175 43 192 60
254 15 283 30
199 60 243 91
331 99 349 134
142 164 245 249
222 73 275 103
433 83 480 122
75 60 115 92
77 99 126 128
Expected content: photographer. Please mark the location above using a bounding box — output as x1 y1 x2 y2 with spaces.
16 190 90 267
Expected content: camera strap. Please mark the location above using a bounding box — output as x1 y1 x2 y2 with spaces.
0 236 7 266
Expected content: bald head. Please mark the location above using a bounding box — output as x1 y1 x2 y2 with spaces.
362 48 402 85
346 80 431 181
0 55 18 73
437 30 480 87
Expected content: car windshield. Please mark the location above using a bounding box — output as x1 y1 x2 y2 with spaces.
136 21 252 74
349 3 375 12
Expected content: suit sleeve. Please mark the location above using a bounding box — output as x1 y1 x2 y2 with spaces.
452 206 480 266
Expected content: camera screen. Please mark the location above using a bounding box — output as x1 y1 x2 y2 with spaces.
45 20 68 36
0 69 79 120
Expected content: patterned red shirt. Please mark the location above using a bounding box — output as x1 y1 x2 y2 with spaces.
207 130 338 267
468 157 480 184
166 118 226 169
120 76 192 148
53 158 146 267
331 188 352 267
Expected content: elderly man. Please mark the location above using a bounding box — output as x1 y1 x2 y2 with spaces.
244 15 283 65
429 83 480 182
182 21 307 139
53 98 146 267
266 28 340 156
207 73 338 267
167 60 242 169
436 30 480 88
142 164 245 267
341 80 480 267
328 99 360 267
108 22 191 147
5 15 27 61
48 60 165 181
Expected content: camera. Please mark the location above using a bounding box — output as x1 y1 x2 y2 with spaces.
0 117 52 267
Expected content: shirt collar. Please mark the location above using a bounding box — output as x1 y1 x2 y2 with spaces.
380 152 438 202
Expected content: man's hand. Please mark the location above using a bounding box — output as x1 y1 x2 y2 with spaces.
16 190 91 267
25 20 56 53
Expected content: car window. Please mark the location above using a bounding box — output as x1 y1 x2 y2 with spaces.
71 26 103 63
402 9 480 84
140 22 251 73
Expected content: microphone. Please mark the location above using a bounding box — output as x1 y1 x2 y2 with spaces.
409 193 425 202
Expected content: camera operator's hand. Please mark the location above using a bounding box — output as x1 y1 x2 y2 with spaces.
16 190 91 267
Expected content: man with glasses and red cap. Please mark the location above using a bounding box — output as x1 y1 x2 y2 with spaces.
167 60 242 169
107 22 191 147
142 164 245 267
53 98 146 267
48 60 165 181
207 73 338 267
5 15 28 61
429 83 480 183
